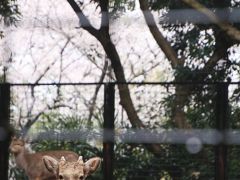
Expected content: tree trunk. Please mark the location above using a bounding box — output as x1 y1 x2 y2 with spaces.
173 85 191 129
97 32 144 129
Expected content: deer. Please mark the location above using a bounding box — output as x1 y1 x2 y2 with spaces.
9 136 79 180
42 155 101 180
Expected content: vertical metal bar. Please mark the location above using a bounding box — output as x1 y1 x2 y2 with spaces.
103 83 115 180
215 82 228 180
0 83 11 180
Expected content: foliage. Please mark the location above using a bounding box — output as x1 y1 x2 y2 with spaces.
9 163 27 180
114 143 215 179
0 0 20 25
139 1 240 178
109 0 135 12
228 146 240 179
148 0 239 82
0 0 20 38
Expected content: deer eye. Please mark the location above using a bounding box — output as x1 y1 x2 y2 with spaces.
79 175 84 180
59 175 64 179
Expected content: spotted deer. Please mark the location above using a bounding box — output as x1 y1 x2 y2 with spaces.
43 155 101 180
9 136 79 180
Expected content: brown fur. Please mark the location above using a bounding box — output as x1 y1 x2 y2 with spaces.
43 156 101 180
9 136 79 180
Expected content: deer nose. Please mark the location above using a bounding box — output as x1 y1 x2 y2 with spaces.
79 175 84 180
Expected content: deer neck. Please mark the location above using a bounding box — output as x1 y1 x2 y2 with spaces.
14 147 29 171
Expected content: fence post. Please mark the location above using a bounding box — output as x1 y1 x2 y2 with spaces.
0 83 11 180
215 82 228 180
103 83 115 180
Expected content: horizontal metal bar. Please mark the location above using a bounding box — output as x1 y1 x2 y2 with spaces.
0 81 239 86
21 128 240 145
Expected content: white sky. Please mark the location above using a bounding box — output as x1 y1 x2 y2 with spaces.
0 0 170 84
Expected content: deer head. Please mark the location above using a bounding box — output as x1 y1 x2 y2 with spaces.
43 155 101 180
9 136 26 154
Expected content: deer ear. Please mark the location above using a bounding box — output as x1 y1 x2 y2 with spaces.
42 155 58 174
84 157 101 175
60 156 66 162
78 156 83 162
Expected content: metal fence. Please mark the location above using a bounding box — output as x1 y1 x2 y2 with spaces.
0 81 239 180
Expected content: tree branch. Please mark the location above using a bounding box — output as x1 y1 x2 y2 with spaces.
66 0 99 36
87 58 108 124
139 0 180 68
99 0 109 31
201 46 228 75
182 0 240 42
